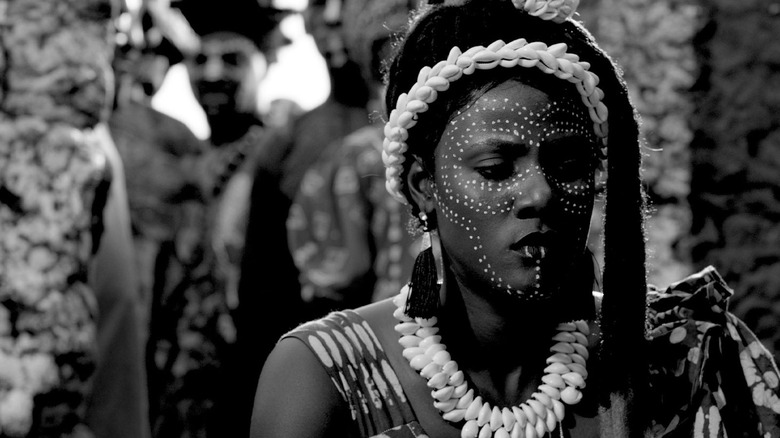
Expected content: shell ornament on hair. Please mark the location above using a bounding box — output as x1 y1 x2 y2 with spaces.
382 0 607 205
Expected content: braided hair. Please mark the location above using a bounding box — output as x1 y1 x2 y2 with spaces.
383 0 650 435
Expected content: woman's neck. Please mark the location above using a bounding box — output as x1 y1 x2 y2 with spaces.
437 273 560 405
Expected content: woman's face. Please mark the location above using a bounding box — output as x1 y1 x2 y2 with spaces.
431 80 598 303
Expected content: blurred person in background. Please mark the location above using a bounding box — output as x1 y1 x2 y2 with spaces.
234 0 379 434
139 1 292 437
285 0 420 325
109 2 206 342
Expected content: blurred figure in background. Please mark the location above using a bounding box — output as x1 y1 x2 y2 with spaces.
235 0 377 434
109 3 206 340
286 0 420 320
140 1 292 437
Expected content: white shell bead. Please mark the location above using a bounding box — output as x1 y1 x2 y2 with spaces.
444 408 467 423
543 362 569 375
541 373 565 389
520 403 537 424
546 353 572 364
393 306 412 321
449 370 465 386
495 427 510 438
532 392 552 407
545 408 557 432
524 421 537 438
512 406 527 428
562 372 586 388
550 342 575 354
465 396 483 421
410 354 431 370
572 343 589 359
477 403 492 426
556 322 577 331
434 398 458 412
551 332 576 343
428 372 449 389
443 360 458 375
570 353 587 366
462 420 479 438
419 335 441 350
567 362 588 379
572 331 589 346
420 362 442 379
490 406 502 431
478 424 492 438
551 399 565 420
433 385 455 401
511 422 523 438
573 320 591 335
502 407 516 430
527 399 546 419
433 350 452 365
394 322 419 335
560 386 582 405
453 382 469 398
398 335 422 348
417 315 437 326
425 343 446 356
534 418 546 437
417 326 440 338
538 384 560 399
456 389 475 409
402 347 425 360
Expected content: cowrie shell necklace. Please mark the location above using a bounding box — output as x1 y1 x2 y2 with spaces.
393 285 590 438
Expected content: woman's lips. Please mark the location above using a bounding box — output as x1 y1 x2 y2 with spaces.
510 232 557 259
514 245 547 258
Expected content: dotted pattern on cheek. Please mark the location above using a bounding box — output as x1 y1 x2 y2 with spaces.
433 95 596 299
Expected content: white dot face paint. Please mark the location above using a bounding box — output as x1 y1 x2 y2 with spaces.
432 80 598 302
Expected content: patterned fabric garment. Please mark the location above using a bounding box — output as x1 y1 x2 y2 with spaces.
287 124 419 318
282 311 426 438
645 266 780 438
283 266 780 438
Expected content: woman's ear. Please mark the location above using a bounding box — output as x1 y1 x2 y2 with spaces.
406 158 436 214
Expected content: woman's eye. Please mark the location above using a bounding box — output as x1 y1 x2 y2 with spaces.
476 160 514 181
546 154 593 181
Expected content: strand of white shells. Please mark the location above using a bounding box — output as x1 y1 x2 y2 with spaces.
511 0 580 24
381 37 609 205
392 285 590 438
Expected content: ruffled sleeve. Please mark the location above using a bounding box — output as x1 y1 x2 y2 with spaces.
646 266 780 438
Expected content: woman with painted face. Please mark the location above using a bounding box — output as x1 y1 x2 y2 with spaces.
250 1 780 437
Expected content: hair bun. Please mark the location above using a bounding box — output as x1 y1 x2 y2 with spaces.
511 0 580 23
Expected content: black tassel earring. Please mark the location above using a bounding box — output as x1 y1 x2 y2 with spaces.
406 212 442 319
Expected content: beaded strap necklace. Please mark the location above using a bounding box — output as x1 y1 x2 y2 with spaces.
393 285 589 438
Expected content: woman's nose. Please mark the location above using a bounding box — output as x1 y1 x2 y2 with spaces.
512 168 552 218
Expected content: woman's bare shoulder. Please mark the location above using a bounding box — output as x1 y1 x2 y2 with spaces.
250 336 351 438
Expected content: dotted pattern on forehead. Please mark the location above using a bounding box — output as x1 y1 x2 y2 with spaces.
382 38 609 205
434 95 596 299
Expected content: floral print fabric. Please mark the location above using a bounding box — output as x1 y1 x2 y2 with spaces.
646 265 780 438
0 121 109 438
286 266 779 437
